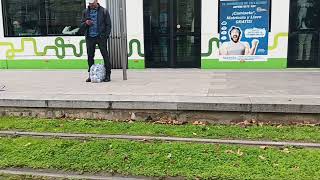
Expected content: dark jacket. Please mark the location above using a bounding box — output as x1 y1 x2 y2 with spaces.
80 4 111 38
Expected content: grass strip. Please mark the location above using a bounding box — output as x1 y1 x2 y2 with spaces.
0 117 320 143
0 137 320 179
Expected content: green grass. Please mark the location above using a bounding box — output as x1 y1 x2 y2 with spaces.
0 117 320 143
0 137 319 179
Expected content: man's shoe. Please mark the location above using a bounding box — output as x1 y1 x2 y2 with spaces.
103 77 111 82
86 77 91 82
103 75 111 82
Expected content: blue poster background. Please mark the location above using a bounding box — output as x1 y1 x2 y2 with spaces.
219 0 270 60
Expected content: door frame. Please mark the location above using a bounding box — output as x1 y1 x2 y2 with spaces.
144 0 201 68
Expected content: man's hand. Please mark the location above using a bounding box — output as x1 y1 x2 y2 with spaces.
62 26 80 35
85 20 93 26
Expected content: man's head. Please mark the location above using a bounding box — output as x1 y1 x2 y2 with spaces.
13 20 21 28
88 0 98 9
229 27 241 43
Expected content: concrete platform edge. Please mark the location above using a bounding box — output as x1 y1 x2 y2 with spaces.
0 96 319 114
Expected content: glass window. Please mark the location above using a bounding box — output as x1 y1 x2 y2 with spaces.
289 0 320 32
287 0 320 67
46 0 85 35
2 0 85 37
2 0 43 36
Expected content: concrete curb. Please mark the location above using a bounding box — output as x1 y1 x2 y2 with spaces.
0 95 320 114
1 131 320 148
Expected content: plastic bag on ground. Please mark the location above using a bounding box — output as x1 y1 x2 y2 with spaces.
89 64 106 83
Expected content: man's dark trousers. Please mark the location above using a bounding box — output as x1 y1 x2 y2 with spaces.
86 36 111 76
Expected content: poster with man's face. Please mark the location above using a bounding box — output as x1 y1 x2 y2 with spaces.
219 0 270 61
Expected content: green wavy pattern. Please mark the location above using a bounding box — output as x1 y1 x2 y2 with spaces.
0 37 86 60
128 39 145 57
0 33 288 60
268 32 288 50
201 37 220 57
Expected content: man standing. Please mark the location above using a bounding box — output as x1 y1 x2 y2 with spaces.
80 0 112 82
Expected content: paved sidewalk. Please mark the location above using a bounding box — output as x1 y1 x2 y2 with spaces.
1 69 320 97
0 69 320 114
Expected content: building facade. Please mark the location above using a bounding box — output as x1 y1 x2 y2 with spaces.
0 0 319 69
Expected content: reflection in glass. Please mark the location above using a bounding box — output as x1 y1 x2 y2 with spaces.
297 33 313 61
46 0 84 35
176 0 195 33
159 0 169 62
143 0 169 65
288 0 320 65
176 36 197 61
5 0 42 36
2 0 85 36
175 0 200 66
296 0 314 30
295 0 315 61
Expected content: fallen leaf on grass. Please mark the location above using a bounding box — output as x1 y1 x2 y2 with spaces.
237 149 244 156
282 148 290 154
154 119 187 125
259 155 266 160
172 120 186 125
24 143 32 147
236 119 258 127
299 123 318 127
192 121 208 126
225 150 235 154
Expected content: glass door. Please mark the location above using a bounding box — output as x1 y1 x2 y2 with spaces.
173 0 201 68
144 0 170 68
143 0 201 68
